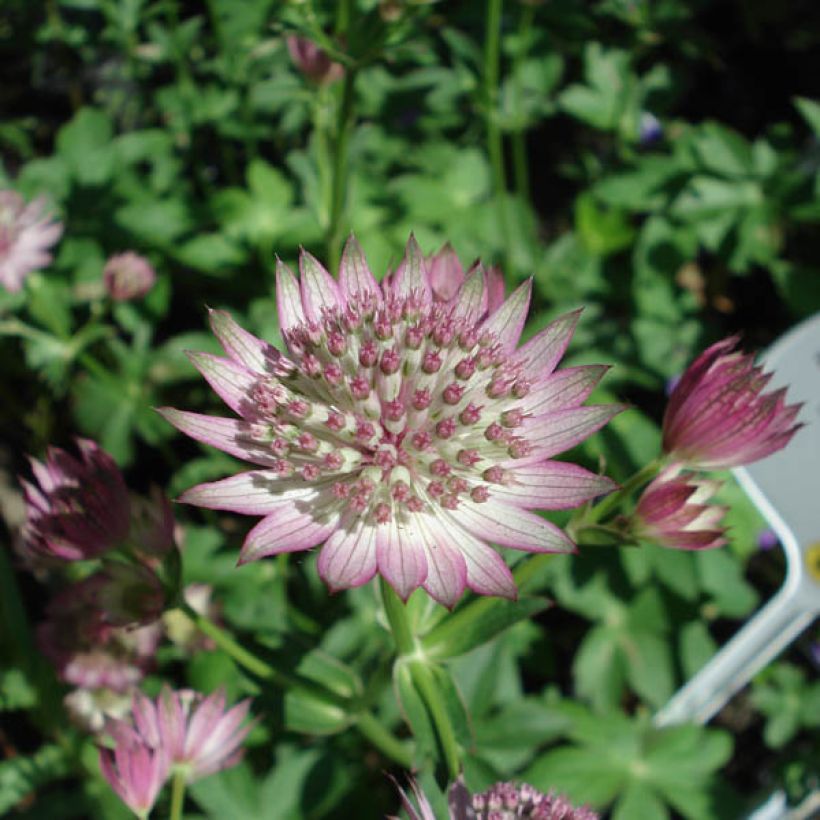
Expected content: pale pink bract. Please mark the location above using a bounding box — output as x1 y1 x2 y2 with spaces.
160 236 621 606
662 337 802 469
634 467 727 551
0 190 62 292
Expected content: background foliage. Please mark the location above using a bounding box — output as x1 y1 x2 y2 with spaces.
1 0 819 817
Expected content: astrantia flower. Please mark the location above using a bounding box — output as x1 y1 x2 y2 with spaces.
662 337 802 469
394 775 599 820
160 236 620 605
103 251 156 301
287 35 344 84
633 468 727 551
99 727 168 819
21 439 131 561
128 687 252 783
0 190 62 292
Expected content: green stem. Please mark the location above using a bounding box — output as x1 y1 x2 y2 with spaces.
380 578 416 656
582 459 664 527
327 66 357 272
168 769 186 820
409 661 461 780
356 711 413 768
511 3 534 201
484 0 511 270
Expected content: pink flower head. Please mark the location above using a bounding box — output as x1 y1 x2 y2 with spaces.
393 775 599 820
130 687 252 783
99 726 168 819
634 468 727 551
662 337 802 469
160 235 621 606
286 35 344 84
103 251 157 301
0 190 62 292
21 439 131 561
38 580 161 690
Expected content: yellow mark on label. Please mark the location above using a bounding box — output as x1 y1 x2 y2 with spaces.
807 543 820 582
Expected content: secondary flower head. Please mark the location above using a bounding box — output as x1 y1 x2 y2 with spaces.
99 727 168 819
129 687 252 783
103 251 157 301
287 35 344 84
633 467 727 551
21 439 131 562
662 337 802 469
0 189 62 292
395 776 599 820
160 235 620 606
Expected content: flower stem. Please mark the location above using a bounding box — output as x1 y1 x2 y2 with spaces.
484 0 511 270
409 660 461 780
169 769 186 820
356 711 413 768
511 3 534 202
379 578 416 656
582 459 664 526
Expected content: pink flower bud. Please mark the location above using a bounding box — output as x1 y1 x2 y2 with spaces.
103 252 156 301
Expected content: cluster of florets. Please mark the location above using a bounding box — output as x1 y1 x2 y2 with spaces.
469 781 599 820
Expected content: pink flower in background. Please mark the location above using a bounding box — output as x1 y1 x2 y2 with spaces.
394 775 599 819
99 727 168 819
287 35 344 84
0 190 62 291
662 337 802 469
633 468 727 551
21 439 131 561
129 687 252 782
161 235 620 606
103 251 156 301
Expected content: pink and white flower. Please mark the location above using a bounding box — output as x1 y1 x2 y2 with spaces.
160 235 621 606
99 726 168 819
0 190 62 292
103 251 157 301
662 337 802 469
21 439 131 562
633 468 727 551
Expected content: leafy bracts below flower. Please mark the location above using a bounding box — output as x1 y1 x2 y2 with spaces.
394 775 599 820
662 337 802 469
633 468 727 551
161 235 621 606
21 439 131 562
0 189 62 292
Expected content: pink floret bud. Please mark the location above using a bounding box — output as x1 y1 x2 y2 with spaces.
103 252 157 302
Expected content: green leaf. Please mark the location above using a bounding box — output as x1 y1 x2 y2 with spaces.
613 781 669 820
56 107 114 186
576 192 636 257
690 123 754 179
671 176 763 221
0 668 37 711
573 625 627 711
422 596 548 661
794 96 820 136
115 196 192 246
0 744 69 814
678 620 718 679
174 234 247 275
394 662 437 767
695 550 758 618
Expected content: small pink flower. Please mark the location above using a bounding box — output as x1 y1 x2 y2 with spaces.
0 190 62 292
634 468 727 550
131 687 252 782
160 235 621 606
103 252 157 301
99 726 168 819
287 35 344 84
21 439 131 561
662 337 802 469
393 775 599 819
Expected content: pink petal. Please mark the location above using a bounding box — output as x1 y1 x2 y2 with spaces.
238 502 340 563
417 514 468 608
338 235 380 301
317 515 378 591
185 352 259 417
390 234 431 302
275 259 305 334
521 404 626 460
450 266 487 323
484 265 506 312
376 514 428 601
157 408 279 466
479 278 532 351
492 461 617 509
208 309 293 377
444 526 517 599
299 250 341 323
521 365 609 417
512 308 583 378
448 498 575 553
178 472 322 514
